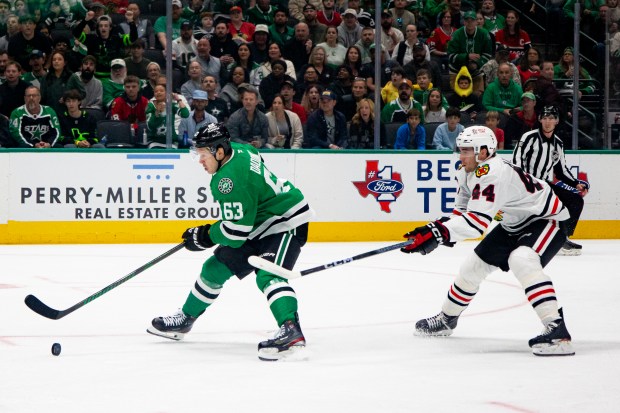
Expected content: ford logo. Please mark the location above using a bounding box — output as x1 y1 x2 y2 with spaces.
367 179 404 194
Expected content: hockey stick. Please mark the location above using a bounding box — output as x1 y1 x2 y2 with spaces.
24 243 185 320
247 240 413 280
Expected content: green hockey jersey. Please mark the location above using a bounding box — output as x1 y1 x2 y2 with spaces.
145 100 190 144
209 142 313 248
9 104 61 147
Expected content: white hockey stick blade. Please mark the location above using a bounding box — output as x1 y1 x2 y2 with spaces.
247 256 301 279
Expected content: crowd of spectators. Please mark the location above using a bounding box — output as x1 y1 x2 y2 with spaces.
0 0 617 150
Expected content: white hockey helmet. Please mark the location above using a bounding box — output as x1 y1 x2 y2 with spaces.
456 126 497 162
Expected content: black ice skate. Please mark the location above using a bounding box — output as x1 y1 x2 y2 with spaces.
529 309 575 356
258 314 306 361
147 309 196 341
557 239 582 256
414 312 459 336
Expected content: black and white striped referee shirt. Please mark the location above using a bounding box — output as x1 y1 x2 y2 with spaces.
512 128 578 186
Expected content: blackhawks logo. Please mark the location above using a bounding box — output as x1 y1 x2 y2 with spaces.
475 164 490 177
218 178 234 194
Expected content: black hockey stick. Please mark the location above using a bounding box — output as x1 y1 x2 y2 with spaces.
24 243 185 320
247 240 413 280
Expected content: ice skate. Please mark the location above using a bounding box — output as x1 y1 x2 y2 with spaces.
529 310 575 356
258 314 306 361
557 239 582 256
414 312 459 336
147 309 196 341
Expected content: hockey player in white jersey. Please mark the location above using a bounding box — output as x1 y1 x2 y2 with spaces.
403 125 575 356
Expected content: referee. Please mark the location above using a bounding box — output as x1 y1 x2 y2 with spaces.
512 106 590 255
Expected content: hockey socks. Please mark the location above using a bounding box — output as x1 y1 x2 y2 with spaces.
257 271 298 326
182 256 231 318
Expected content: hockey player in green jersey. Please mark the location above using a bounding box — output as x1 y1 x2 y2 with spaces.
147 123 313 361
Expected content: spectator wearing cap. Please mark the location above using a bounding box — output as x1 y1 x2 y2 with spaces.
226 84 269 148
381 78 425 124
229 6 256 43
247 0 277 25
40 49 86 116
77 55 103 111
390 0 416 37
124 39 151 79
172 20 198 73
482 61 523 116
279 79 307 124
20 50 47 90
269 7 294 47
318 0 342 27
302 3 328 46
193 37 222 83
178 89 218 143
338 9 363 48
259 59 296 109
402 41 442 87
289 0 323 22
103 58 130 109
379 10 403 55
210 21 239 67
248 24 270 64
481 43 521 88
154 0 185 52
304 89 348 149
0 60 31 118
393 24 430 67
7 15 52 72
504 91 538 147
447 10 492 96
181 61 204 104
72 11 138 78
346 0 375 28
121 1 156 49
58 89 103 148
283 22 315 72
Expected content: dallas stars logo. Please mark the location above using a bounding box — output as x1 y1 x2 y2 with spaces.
353 160 404 213
218 177 233 194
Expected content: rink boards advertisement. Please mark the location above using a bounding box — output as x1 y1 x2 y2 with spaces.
0 150 618 243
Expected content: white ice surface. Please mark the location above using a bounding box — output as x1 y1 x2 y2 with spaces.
1 241 619 413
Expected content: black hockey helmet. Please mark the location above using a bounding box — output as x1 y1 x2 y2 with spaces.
193 122 232 155
540 105 559 119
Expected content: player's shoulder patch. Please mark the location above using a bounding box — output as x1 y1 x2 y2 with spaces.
217 177 234 194
475 164 490 177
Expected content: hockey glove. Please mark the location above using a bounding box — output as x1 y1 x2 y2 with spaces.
182 224 215 251
401 220 450 255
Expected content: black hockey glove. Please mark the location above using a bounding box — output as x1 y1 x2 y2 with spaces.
182 224 215 251
401 220 450 255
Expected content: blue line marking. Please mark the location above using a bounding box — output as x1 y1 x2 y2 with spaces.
126 154 181 159
133 165 175 170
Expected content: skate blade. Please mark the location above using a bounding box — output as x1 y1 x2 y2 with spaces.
258 345 308 362
414 329 454 337
146 327 185 341
557 248 582 256
532 340 575 356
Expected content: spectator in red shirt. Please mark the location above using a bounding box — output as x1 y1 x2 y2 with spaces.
110 75 149 133
228 6 256 43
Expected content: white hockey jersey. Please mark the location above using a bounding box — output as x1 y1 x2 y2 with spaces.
444 156 571 242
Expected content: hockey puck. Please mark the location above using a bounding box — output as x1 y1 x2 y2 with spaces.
51 342 61 356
